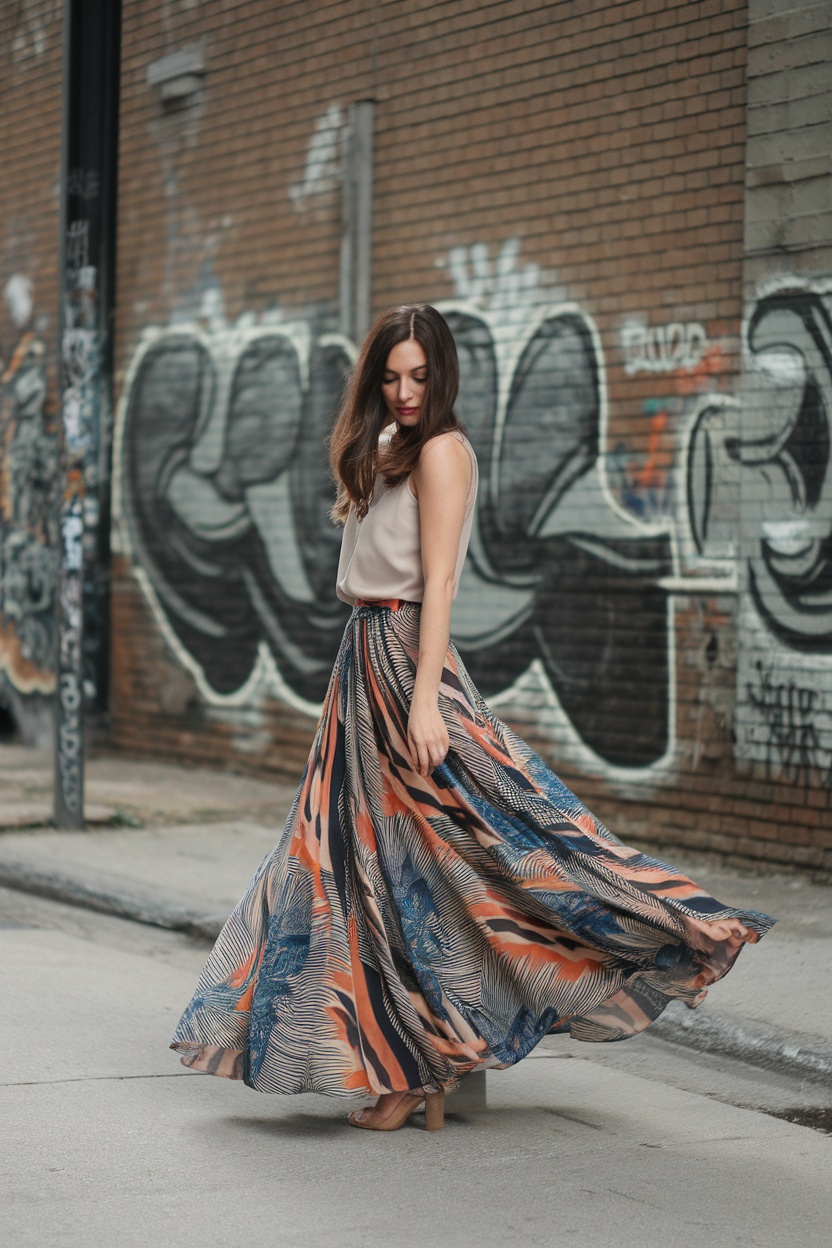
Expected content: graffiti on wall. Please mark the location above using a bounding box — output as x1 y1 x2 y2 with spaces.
607 403 675 522
289 104 344 210
0 275 59 700
116 323 355 708
9 0 53 63
621 318 710 376
609 317 733 529
116 240 677 771
56 482 84 812
746 659 832 794
110 242 832 797
436 298 674 771
686 283 832 798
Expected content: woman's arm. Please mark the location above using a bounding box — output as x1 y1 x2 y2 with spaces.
407 434 472 777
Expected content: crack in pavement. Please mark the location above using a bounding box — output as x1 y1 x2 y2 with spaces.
0 1072 194 1088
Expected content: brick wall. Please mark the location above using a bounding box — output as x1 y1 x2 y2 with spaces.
3 0 830 869
728 0 832 868
0 0 63 748
745 0 832 282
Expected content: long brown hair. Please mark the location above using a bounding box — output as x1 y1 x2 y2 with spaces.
329 304 464 522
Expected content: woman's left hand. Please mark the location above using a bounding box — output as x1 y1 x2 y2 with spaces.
407 696 449 777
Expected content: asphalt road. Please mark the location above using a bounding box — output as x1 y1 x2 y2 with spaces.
3 886 830 1248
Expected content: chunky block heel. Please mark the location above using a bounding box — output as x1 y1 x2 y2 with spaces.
347 1088 446 1131
424 1090 445 1131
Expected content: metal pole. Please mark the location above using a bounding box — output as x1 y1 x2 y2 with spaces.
54 0 121 828
339 100 375 343
351 101 375 344
338 116 355 341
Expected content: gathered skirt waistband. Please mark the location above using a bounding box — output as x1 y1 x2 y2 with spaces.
354 597 416 611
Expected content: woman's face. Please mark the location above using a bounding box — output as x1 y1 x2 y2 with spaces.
382 338 427 429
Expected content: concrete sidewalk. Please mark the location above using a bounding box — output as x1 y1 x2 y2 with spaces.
1 743 830 1084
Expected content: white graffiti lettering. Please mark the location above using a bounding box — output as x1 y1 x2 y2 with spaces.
289 104 344 208
621 320 708 374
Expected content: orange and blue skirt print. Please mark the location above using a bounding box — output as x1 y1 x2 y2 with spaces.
170 601 776 1096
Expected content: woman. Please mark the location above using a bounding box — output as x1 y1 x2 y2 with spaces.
170 304 775 1132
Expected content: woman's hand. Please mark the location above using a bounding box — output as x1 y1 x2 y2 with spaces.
682 914 751 953
407 694 449 777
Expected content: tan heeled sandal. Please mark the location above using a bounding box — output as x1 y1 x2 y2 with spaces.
348 1088 445 1132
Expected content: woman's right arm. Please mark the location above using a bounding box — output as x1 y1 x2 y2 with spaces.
407 434 472 777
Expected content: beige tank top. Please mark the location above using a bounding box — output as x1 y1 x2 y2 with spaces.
336 428 478 606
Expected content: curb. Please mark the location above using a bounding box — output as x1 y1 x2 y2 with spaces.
2 858 831 1087
0 805 122 831
649 1004 832 1085
0 860 226 945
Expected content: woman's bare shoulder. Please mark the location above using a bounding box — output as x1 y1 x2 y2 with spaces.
412 431 473 498
419 430 473 466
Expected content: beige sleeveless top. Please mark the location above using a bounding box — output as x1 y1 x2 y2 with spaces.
336 428 478 606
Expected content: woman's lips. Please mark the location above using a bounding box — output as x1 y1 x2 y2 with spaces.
397 407 419 416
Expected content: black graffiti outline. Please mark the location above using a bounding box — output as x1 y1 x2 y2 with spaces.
744 290 832 652
688 288 832 652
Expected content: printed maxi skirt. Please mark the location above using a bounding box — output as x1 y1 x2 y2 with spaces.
170 600 776 1096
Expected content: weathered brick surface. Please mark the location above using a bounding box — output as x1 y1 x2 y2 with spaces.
2 0 831 868
107 0 831 868
730 0 832 870
0 3 62 350
744 0 832 266
0 1 63 745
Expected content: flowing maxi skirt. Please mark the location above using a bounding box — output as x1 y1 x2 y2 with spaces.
170 600 776 1096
